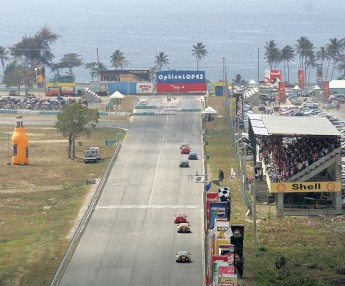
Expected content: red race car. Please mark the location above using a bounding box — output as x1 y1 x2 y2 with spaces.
180 145 191 154
174 213 188 223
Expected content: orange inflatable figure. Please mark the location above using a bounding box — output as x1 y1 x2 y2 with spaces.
11 119 29 165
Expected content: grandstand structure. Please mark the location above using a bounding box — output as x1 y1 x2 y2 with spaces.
247 114 343 215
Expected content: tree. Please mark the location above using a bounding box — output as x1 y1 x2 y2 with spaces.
232 73 246 85
59 53 83 75
0 46 10 72
85 62 106 80
305 52 316 83
316 46 330 80
3 64 35 95
10 26 60 66
280 45 295 82
55 103 99 159
110 49 127 70
326 37 345 80
191 42 207 71
336 54 345 79
264 40 281 70
295 36 314 70
154 51 169 70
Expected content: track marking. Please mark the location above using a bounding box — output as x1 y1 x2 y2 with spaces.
95 205 202 210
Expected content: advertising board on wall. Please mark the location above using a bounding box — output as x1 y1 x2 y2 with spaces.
156 70 207 93
270 181 341 193
136 82 153 93
209 202 230 230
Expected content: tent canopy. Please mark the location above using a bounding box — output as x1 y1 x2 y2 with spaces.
202 106 218 114
110 91 125 99
293 85 300 90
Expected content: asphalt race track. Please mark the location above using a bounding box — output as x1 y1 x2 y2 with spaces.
59 95 205 286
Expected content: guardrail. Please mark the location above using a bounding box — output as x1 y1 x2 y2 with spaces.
50 141 122 286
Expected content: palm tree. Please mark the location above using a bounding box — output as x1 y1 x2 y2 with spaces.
336 54 345 79
316 46 329 80
154 51 169 70
326 38 345 80
191 42 207 71
305 52 316 83
295 36 314 70
280 45 295 82
232 73 246 86
0 46 10 72
264 40 281 70
110 49 127 70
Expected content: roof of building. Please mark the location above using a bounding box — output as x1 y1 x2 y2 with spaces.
247 114 340 136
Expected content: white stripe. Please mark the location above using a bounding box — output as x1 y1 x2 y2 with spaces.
95 205 202 209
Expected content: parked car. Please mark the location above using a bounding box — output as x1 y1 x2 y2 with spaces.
179 160 189 167
188 152 198 160
176 251 191 263
174 214 188 223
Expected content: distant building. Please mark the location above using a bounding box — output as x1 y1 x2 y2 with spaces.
98 70 150 82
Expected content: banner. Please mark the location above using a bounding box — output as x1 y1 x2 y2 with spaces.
156 82 207 93
136 82 153 93
278 82 285 102
264 70 270 84
270 181 341 193
323 80 329 102
270 70 282 83
206 192 219 229
298 69 305 90
316 64 323 88
156 70 206 83
209 202 230 230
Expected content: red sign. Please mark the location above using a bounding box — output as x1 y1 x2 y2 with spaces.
156 82 207 93
218 265 236 275
206 192 219 229
323 80 329 102
298 70 305 90
278 82 285 102
270 70 282 83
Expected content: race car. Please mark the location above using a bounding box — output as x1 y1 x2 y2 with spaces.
188 152 198 160
180 145 191 154
177 222 191 233
174 213 188 223
179 160 190 167
176 251 191 263
180 143 190 149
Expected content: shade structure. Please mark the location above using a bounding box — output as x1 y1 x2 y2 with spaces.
202 106 218 114
110 91 125 99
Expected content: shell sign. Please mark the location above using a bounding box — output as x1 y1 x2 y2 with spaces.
270 181 341 193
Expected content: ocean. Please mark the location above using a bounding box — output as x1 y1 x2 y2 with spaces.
1 0 345 84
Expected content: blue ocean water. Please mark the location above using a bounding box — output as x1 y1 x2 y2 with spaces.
1 0 345 84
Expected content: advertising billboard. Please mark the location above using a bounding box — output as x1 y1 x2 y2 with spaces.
270 70 282 83
136 82 153 93
298 69 305 90
209 202 230 230
206 192 219 229
278 82 285 102
270 181 341 193
156 70 206 83
323 80 329 102
156 82 207 93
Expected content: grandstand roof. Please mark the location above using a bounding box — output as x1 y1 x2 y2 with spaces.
247 114 340 136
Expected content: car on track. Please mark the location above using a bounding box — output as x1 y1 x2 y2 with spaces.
180 143 189 149
176 251 191 263
181 145 191 154
179 160 189 167
174 213 188 223
188 152 198 160
177 222 191 233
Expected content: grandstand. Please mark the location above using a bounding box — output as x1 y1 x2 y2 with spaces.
247 114 343 215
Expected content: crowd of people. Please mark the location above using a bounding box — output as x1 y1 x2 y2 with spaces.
0 95 88 110
257 136 341 182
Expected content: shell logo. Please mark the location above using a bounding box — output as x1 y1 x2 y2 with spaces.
326 183 335 192
277 183 286 192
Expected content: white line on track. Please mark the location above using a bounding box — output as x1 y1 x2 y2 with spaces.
148 115 169 206
95 205 202 209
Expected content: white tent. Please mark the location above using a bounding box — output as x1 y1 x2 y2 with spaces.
202 106 218 114
110 91 125 99
248 79 256 88
312 85 321 90
293 85 300 90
